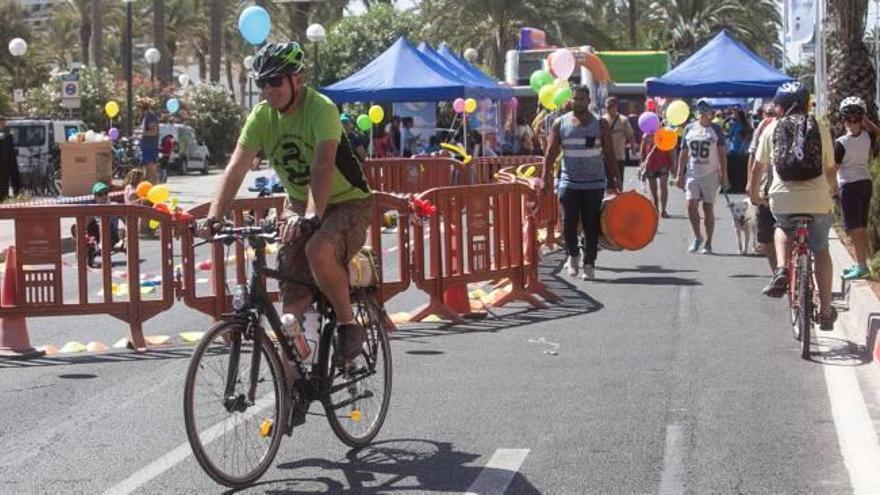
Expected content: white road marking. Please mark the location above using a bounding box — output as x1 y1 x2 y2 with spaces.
819 329 880 494
658 424 685 494
103 395 275 495
464 448 529 495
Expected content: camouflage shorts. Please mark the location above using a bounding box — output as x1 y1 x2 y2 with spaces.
277 197 372 305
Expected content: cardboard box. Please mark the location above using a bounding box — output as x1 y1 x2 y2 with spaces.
60 141 113 196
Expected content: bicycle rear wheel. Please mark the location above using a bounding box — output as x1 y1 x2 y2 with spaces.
789 263 801 341
322 290 392 448
797 253 813 359
183 320 286 488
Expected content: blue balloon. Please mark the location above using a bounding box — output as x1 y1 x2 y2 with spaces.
166 98 180 114
238 6 271 45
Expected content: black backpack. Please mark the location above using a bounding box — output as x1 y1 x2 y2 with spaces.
772 113 823 181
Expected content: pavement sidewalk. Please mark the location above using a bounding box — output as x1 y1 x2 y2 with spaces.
829 229 880 368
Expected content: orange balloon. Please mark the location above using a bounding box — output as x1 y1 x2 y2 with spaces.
136 181 153 199
653 128 678 152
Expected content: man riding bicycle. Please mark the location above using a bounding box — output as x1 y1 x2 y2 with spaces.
196 42 372 364
751 82 839 330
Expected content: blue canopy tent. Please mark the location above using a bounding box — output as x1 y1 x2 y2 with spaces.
321 37 506 102
436 43 512 99
646 31 793 97
417 42 511 99
706 97 749 108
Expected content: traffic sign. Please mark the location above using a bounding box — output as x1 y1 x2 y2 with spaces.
12 89 24 103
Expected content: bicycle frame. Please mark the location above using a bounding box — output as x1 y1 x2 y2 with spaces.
787 221 812 302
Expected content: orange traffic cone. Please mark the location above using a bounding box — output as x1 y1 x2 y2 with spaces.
0 246 43 359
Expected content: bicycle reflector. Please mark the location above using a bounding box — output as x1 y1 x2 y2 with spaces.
259 419 273 438
232 285 248 310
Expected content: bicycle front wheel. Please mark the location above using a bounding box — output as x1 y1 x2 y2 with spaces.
183 320 286 488
322 291 392 447
797 253 813 360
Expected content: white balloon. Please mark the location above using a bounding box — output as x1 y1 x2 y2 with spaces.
144 47 161 64
550 48 576 80
8 38 27 57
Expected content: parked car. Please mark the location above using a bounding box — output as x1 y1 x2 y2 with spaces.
158 123 210 175
6 119 85 172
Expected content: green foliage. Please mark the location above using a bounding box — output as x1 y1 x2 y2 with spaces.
867 155 880 257
24 67 122 130
181 83 244 164
317 4 421 86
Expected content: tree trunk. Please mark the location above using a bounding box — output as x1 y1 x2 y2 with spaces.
79 18 91 66
209 0 222 83
225 55 235 101
196 49 207 82
153 0 168 86
628 0 637 48
89 0 102 68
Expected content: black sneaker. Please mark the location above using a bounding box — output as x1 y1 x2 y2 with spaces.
819 307 838 331
762 267 789 298
336 323 365 363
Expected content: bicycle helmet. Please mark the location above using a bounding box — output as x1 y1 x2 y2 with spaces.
91 181 110 195
251 42 305 81
773 81 809 111
840 96 867 115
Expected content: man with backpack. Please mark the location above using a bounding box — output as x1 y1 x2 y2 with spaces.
752 82 839 330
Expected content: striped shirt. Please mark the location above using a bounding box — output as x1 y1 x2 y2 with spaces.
558 112 606 191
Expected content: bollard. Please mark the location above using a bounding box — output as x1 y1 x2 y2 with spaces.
0 246 44 359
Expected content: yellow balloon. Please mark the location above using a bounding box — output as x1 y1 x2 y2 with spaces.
146 184 170 204
368 105 384 124
666 100 690 126
464 98 477 113
105 101 120 119
148 219 160 230
539 84 556 109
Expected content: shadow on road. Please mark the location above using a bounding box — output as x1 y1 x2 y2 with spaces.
0 346 193 369
604 276 702 286
808 336 874 366
230 439 540 494
598 264 697 275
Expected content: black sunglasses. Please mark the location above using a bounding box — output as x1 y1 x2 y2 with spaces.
256 75 287 89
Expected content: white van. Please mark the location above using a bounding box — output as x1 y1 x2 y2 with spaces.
6 119 86 172
158 123 210 175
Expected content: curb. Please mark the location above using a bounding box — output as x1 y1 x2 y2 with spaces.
828 230 880 367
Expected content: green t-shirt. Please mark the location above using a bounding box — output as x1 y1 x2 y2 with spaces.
238 87 371 204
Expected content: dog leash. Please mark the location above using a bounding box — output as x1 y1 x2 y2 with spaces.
724 192 733 207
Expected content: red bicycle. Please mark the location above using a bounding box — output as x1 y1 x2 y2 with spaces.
787 215 816 359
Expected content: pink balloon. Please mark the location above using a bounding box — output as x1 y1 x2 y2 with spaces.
549 48 576 80
453 98 465 113
509 97 519 109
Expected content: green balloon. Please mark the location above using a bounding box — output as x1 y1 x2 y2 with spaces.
530 70 554 94
356 114 371 131
553 87 572 107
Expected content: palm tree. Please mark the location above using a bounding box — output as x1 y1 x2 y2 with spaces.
39 14 80 68
644 0 780 63
827 0 876 134
209 0 222 83
419 0 614 78
153 0 168 85
90 0 103 68
164 0 203 82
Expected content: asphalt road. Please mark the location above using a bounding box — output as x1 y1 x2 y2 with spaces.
2 168 879 494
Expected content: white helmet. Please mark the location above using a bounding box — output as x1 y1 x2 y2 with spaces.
840 96 867 114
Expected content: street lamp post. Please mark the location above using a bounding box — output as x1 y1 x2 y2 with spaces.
123 0 134 138
306 24 326 85
145 47 161 85
243 55 255 110
8 38 27 114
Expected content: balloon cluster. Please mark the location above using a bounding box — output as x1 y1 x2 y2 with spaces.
132 181 191 229
529 48 576 110
635 99 693 152
453 97 477 114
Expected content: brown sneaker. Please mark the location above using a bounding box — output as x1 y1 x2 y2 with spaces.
337 323 365 362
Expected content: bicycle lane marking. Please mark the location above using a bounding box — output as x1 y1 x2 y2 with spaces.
819 327 880 494
463 449 529 495
102 395 275 495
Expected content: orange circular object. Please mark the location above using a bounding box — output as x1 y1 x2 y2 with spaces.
653 128 678 152
600 191 658 250
153 202 170 213
135 181 153 199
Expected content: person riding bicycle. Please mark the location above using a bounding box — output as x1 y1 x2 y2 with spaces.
752 82 839 330
195 42 372 364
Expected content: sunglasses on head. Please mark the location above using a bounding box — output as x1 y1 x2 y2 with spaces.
255 75 287 89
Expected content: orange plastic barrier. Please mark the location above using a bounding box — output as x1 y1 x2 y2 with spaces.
470 155 544 184
0 204 177 354
600 191 658 250
497 164 562 249
363 157 463 193
409 182 558 324
178 193 413 321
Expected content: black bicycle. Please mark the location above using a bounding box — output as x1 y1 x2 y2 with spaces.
183 222 392 488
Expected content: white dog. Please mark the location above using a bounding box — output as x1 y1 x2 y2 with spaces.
728 197 757 255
